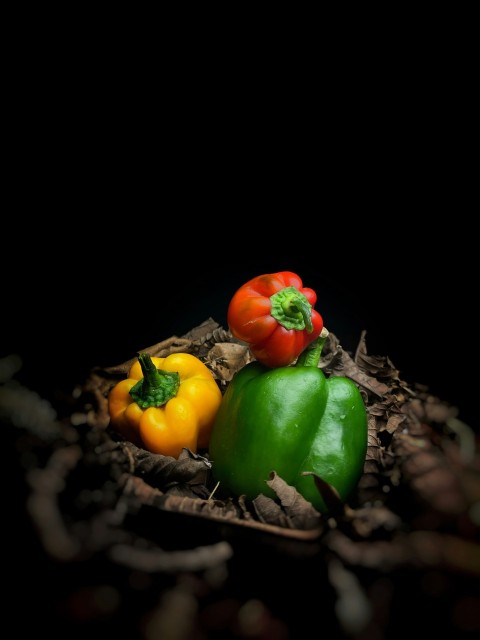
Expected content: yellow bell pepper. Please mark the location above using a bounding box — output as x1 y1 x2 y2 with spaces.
108 352 222 458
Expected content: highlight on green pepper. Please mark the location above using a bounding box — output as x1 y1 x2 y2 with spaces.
209 329 368 514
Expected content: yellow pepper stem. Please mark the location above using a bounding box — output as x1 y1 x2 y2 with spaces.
129 353 180 408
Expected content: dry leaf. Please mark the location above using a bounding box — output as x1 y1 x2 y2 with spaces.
252 494 292 528
301 472 345 517
364 414 382 473
206 342 252 381
123 442 212 494
266 472 323 530
355 330 400 380
381 413 406 434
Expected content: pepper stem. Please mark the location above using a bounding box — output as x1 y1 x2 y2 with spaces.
270 286 314 333
129 353 180 408
296 327 329 368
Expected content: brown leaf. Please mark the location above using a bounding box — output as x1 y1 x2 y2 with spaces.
301 472 345 517
354 330 400 380
252 494 292 528
182 317 222 341
368 394 406 420
364 414 382 473
266 471 323 530
206 342 252 382
120 473 163 505
325 346 390 399
123 443 212 496
380 413 407 434
320 331 390 398
318 331 342 368
166 494 245 520
152 492 323 540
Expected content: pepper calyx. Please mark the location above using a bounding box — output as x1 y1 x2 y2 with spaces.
129 353 180 408
270 286 314 332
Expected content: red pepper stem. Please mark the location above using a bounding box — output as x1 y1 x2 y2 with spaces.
296 327 329 368
270 286 314 333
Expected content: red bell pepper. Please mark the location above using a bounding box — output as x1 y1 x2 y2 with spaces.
227 271 323 367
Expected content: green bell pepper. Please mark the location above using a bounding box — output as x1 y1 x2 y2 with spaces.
209 330 368 513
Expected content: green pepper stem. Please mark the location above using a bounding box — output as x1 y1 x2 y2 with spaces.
296 327 329 368
129 353 180 409
270 286 314 333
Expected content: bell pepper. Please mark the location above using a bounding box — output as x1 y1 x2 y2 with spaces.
209 331 368 513
227 271 324 368
108 352 222 458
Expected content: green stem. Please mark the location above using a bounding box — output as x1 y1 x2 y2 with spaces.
129 353 180 408
270 286 314 333
296 327 329 368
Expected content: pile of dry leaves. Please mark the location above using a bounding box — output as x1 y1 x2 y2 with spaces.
5 318 480 639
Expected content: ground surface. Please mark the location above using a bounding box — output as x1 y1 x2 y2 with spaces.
5 316 480 639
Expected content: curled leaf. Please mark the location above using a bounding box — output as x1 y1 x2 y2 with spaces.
252 494 292 528
123 442 211 496
354 330 400 380
322 333 389 398
206 342 252 381
267 471 323 529
301 471 345 517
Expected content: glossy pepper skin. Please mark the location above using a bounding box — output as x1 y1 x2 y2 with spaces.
108 353 222 458
227 271 324 368
209 334 368 513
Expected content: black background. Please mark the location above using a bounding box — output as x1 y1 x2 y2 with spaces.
3 240 476 430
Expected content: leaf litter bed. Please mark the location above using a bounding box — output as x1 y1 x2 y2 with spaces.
5 318 480 639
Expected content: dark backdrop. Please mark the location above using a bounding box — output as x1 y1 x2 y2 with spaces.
3 250 475 430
